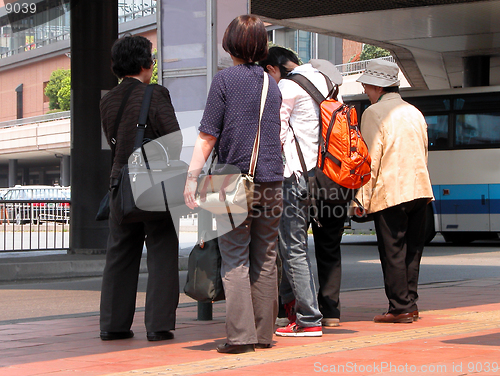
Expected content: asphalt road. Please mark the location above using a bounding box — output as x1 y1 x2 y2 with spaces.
1 234 499 323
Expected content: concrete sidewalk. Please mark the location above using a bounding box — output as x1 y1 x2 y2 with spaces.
0 250 191 282
1 277 499 376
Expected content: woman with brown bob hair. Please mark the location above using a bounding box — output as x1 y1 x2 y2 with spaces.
184 15 283 354
222 15 269 63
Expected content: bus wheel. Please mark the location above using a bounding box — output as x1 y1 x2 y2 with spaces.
424 204 436 245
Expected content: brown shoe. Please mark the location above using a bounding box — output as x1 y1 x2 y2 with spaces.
413 310 419 321
216 343 255 354
374 312 413 323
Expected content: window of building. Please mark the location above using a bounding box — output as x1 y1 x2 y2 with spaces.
43 81 49 103
297 30 312 62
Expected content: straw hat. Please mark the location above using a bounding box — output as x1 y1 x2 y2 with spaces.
356 59 400 87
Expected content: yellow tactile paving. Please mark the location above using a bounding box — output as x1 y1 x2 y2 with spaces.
104 310 500 376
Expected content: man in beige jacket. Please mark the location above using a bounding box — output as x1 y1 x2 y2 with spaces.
356 60 433 323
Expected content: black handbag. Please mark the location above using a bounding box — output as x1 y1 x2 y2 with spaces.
95 192 110 221
184 231 225 303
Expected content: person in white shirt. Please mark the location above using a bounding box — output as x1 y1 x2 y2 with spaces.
260 47 347 337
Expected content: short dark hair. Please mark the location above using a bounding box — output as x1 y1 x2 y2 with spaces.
222 15 268 63
111 35 153 79
259 46 300 78
383 86 400 93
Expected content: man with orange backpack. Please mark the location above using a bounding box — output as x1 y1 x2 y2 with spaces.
260 47 350 336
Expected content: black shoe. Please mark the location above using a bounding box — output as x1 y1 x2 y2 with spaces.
147 331 174 341
216 343 255 354
100 330 134 341
255 343 272 349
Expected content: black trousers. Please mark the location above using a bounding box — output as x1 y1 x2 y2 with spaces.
311 202 347 319
373 198 429 314
100 189 179 333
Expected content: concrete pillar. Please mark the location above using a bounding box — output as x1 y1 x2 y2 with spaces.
39 168 47 185
22 167 29 185
69 0 118 254
463 56 490 87
61 155 71 187
8 159 18 187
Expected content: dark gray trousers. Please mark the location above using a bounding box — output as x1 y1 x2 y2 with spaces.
311 202 347 320
373 198 429 314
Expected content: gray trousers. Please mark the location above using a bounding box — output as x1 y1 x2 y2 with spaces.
217 181 282 345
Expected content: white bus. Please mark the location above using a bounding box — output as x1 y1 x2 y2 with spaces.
345 86 500 244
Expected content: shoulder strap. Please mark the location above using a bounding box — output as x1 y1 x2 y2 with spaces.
248 72 269 177
110 80 140 165
133 84 155 150
287 72 339 103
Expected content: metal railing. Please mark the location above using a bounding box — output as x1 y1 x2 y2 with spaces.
0 200 70 252
0 111 70 129
336 56 395 76
118 4 156 23
0 33 70 59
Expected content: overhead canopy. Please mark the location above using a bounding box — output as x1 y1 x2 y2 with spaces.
251 0 500 89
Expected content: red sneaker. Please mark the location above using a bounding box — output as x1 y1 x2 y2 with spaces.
275 322 323 337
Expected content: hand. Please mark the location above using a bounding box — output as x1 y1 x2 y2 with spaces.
184 178 199 210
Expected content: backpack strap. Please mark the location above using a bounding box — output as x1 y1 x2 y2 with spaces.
288 124 322 227
287 72 339 103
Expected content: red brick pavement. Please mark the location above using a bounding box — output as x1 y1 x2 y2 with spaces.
1 278 499 376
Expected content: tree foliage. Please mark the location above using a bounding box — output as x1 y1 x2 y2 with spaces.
359 44 391 61
45 69 71 111
150 48 158 84
57 76 71 111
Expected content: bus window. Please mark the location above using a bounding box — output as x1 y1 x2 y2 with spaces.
453 93 500 111
426 115 449 149
406 97 451 112
456 113 500 146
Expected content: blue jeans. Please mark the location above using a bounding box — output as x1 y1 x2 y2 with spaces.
278 174 322 327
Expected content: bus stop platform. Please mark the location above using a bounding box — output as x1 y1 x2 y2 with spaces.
1 277 499 376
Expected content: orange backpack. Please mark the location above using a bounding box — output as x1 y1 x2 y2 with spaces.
287 73 371 204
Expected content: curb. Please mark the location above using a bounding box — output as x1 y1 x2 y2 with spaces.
0 255 190 282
